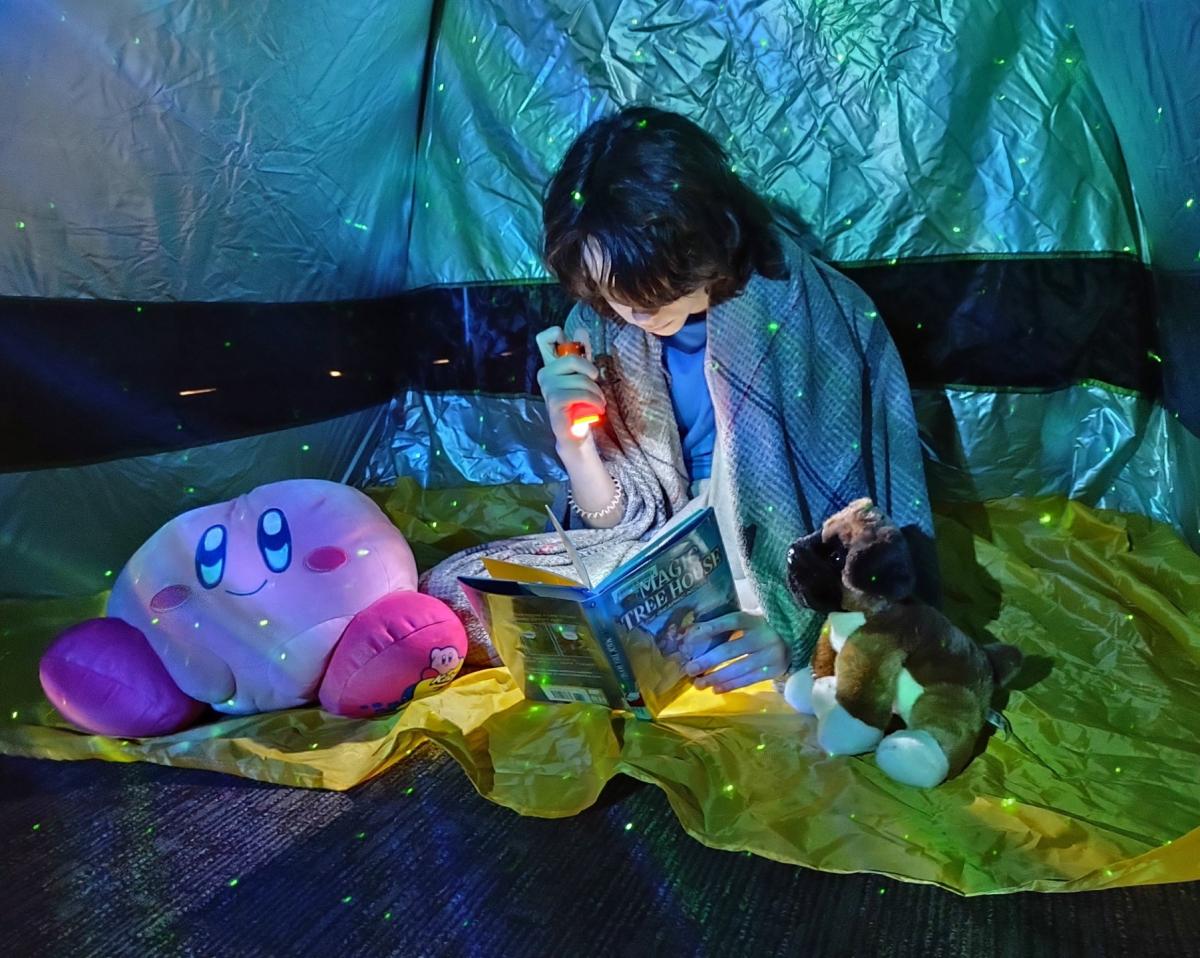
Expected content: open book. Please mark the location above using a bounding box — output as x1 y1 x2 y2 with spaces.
458 507 738 719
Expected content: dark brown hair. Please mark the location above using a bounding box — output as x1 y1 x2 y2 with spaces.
542 106 786 314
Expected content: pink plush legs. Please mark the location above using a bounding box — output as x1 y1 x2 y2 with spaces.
39 617 207 737
318 591 467 717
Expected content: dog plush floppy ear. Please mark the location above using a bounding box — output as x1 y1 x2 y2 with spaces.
845 525 917 603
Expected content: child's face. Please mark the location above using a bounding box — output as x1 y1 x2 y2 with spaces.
582 240 710 336
604 287 710 336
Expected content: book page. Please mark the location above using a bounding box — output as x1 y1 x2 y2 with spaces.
480 557 581 588
543 506 594 590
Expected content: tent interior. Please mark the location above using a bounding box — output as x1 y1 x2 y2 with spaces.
2 0 1199 950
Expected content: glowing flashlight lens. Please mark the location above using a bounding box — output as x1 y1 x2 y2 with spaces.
570 415 599 438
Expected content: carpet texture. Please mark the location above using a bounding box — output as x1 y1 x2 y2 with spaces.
2 748 1198 958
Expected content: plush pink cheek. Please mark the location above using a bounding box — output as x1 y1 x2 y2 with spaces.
304 546 348 573
150 584 192 613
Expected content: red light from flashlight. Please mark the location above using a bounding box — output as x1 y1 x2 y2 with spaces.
554 341 602 439
566 403 602 438
569 412 601 438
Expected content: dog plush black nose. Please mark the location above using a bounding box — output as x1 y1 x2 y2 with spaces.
786 531 845 614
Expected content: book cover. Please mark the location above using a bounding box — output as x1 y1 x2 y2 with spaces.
458 507 739 719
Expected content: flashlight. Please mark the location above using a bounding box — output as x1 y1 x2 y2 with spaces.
554 340 603 439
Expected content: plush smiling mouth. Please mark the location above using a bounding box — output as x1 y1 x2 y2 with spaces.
225 580 267 597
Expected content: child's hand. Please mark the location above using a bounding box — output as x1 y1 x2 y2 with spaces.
682 612 790 693
535 326 606 448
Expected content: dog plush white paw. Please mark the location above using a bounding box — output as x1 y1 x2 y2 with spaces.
785 669 882 755
875 730 950 788
816 699 885 756
783 667 816 714
811 681 888 758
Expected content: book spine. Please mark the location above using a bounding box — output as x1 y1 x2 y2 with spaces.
583 599 651 720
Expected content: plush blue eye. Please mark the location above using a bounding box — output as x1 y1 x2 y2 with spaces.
257 509 291 573
195 524 227 589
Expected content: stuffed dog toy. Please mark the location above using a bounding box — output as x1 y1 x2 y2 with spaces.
783 498 1022 787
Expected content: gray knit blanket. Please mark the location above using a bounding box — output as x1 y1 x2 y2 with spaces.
421 233 935 668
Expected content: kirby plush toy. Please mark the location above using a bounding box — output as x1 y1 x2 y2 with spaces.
39 479 467 737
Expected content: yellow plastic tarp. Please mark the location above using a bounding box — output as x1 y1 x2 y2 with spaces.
2 494 1198 896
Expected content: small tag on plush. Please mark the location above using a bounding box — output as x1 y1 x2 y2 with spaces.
986 708 1011 738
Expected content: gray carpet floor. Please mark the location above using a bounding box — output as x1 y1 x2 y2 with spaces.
2 746 1198 958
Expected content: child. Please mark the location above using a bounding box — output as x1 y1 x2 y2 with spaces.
423 106 937 691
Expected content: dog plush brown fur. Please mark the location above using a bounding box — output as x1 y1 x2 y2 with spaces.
783 498 1022 787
